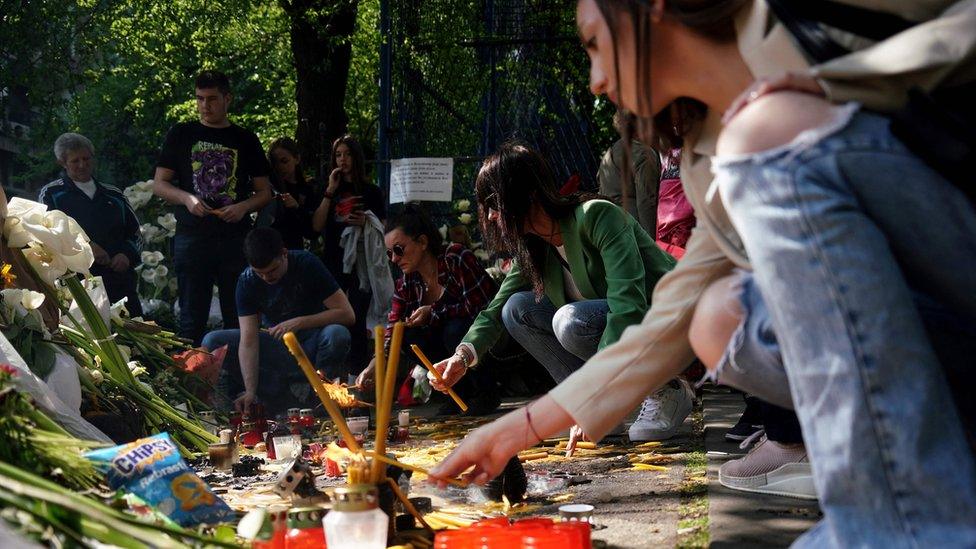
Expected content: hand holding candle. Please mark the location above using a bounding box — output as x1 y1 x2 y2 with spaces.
412 345 468 413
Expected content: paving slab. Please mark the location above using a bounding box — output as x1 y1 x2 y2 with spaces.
704 388 821 548
410 397 692 548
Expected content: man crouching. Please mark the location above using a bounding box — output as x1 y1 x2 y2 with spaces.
203 226 354 414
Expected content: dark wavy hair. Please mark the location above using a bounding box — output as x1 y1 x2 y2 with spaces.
592 0 746 149
476 141 600 297
267 137 308 190
331 134 369 191
245 227 284 268
384 204 444 257
195 70 231 95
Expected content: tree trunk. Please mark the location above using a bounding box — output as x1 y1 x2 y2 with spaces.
280 0 358 179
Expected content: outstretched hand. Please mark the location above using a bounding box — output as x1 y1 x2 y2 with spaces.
429 408 533 487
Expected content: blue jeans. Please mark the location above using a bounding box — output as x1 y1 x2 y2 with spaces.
203 325 351 413
714 107 976 547
172 232 247 345
501 291 609 383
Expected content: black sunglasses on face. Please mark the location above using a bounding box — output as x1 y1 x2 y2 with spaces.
386 244 405 261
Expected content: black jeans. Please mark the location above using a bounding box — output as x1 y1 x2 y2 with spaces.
760 400 803 444
91 266 143 318
172 232 246 345
393 318 497 401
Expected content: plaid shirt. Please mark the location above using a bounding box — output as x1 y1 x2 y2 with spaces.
385 243 498 346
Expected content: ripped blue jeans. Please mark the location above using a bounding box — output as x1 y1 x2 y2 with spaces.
713 106 976 548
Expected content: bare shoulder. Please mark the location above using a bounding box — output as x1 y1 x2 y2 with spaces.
717 91 839 156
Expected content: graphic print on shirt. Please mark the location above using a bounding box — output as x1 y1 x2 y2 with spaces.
191 141 239 207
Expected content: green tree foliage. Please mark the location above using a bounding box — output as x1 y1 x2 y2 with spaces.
345 0 379 149
7 0 297 189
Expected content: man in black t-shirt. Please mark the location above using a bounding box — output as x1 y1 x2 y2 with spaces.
152 70 273 344
202 227 354 413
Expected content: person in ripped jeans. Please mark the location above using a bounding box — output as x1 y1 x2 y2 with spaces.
432 1 976 546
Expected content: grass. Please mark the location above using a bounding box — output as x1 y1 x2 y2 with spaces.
676 402 710 549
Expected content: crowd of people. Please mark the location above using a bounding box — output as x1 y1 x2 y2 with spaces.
36 0 976 545
427 0 975 547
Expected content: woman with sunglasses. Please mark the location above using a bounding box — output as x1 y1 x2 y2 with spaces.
432 1 976 545
355 205 501 414
428 142 677 426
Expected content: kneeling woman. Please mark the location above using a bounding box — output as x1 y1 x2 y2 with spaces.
357 205 501 414
431 142 677 424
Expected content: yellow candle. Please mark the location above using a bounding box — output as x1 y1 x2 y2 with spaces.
283 332 360 453
411 344 469 413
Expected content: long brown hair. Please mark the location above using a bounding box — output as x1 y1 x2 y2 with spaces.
267 137 307 190
476 141 600 297
331 134 369 191
592 0 746 149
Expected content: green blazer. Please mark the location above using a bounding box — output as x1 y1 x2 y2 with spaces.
462 199 676 357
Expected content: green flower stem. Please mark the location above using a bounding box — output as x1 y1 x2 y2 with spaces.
26 406 73 438
0 462 186 548
0 461 241 547
64 276 134 384
109 381 216 450
0 490 92 547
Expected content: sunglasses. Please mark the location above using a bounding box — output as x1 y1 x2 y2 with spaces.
386 244 406 261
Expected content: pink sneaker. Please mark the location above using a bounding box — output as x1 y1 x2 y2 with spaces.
718 434 817 500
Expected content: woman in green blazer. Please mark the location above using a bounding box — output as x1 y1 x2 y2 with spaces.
431 142 677 398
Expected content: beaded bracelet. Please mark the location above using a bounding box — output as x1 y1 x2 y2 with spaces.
525 403 544 443
454 348 471 370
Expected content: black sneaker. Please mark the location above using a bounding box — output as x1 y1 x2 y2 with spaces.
725 419 764 441
436 400 464 416
726 395 764 441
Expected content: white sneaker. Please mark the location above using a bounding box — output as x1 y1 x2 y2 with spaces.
628 378 694 442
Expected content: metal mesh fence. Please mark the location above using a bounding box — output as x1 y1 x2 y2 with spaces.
380 0 606 208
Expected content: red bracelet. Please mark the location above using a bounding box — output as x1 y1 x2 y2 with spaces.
525 404 543 442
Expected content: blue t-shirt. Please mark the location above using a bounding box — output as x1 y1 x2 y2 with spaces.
236 250 340 327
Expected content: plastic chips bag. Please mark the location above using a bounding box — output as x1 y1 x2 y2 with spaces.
86 433 232 526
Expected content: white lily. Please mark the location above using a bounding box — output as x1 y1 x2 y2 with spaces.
4 198 93 276
141 250 164 267
458 213 473 225
157 213 177 234
141 268 156 283
456 199 471 212
23 242 69 285
154 265 168 278
153 274 168 289
110 297 129 322
124 181 157 210
1 288 46 310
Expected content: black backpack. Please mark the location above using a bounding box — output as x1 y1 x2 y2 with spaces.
767 0 976 204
